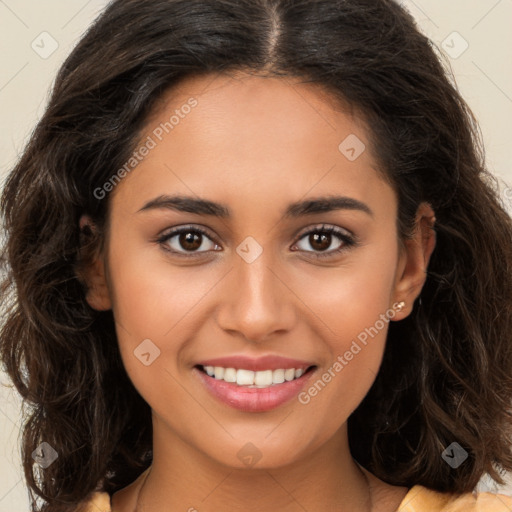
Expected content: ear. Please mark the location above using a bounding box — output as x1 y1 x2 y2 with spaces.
391 202 436 320
78 215 112 311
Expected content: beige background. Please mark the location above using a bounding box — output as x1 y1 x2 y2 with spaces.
1 0 511 509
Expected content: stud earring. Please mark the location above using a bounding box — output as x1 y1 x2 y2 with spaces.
395 301 406 312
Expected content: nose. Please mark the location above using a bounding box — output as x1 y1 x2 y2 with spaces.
215 248 297 343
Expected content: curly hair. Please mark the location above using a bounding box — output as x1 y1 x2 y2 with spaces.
1 0 512 510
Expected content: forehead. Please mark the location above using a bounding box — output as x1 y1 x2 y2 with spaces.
146 71 363 158
110 72 394 219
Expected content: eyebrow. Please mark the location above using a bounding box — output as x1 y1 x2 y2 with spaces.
137 194 374 218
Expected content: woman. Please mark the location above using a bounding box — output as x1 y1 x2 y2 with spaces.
1 0 512 511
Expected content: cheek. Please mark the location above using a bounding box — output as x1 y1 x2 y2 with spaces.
292 244 398 418
106 244 225 385
291 238 398 346
295 300 392 443
107 230 219 334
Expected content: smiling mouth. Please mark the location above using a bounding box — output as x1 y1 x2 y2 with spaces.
195 364 316 388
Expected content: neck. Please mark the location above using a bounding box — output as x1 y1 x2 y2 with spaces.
127 421 374 512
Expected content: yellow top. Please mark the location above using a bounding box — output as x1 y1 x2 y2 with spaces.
81 483 512 511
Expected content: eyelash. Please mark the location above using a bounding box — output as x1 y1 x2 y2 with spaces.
156 224 357 260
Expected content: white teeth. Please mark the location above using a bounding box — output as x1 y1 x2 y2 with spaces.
201 365 310 387
273 369 285 384
236 369 254 385
223 368 237 383
284 368 295 381
254 369 273 386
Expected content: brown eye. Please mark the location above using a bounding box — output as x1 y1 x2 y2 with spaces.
293 225 356 259
179 231 202 251
157 226 220 256
308 232 333 252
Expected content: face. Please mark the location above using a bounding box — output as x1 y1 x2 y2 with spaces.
82 72 435 469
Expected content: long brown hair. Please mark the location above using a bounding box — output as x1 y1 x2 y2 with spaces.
1 0 512 510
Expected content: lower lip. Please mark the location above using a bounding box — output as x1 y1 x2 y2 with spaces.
194 366 316 412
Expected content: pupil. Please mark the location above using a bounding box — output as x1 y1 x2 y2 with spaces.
180 231 201 251
311 233 330 251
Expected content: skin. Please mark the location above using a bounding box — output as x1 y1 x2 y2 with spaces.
80 71 436 512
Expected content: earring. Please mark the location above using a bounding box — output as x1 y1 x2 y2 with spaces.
395 301 405 312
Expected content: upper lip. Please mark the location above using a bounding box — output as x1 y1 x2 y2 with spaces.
195 355 315 372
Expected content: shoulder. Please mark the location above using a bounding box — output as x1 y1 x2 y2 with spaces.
77 482 512 512
398 484 512 511
77 491 111 512
77 466 150 511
